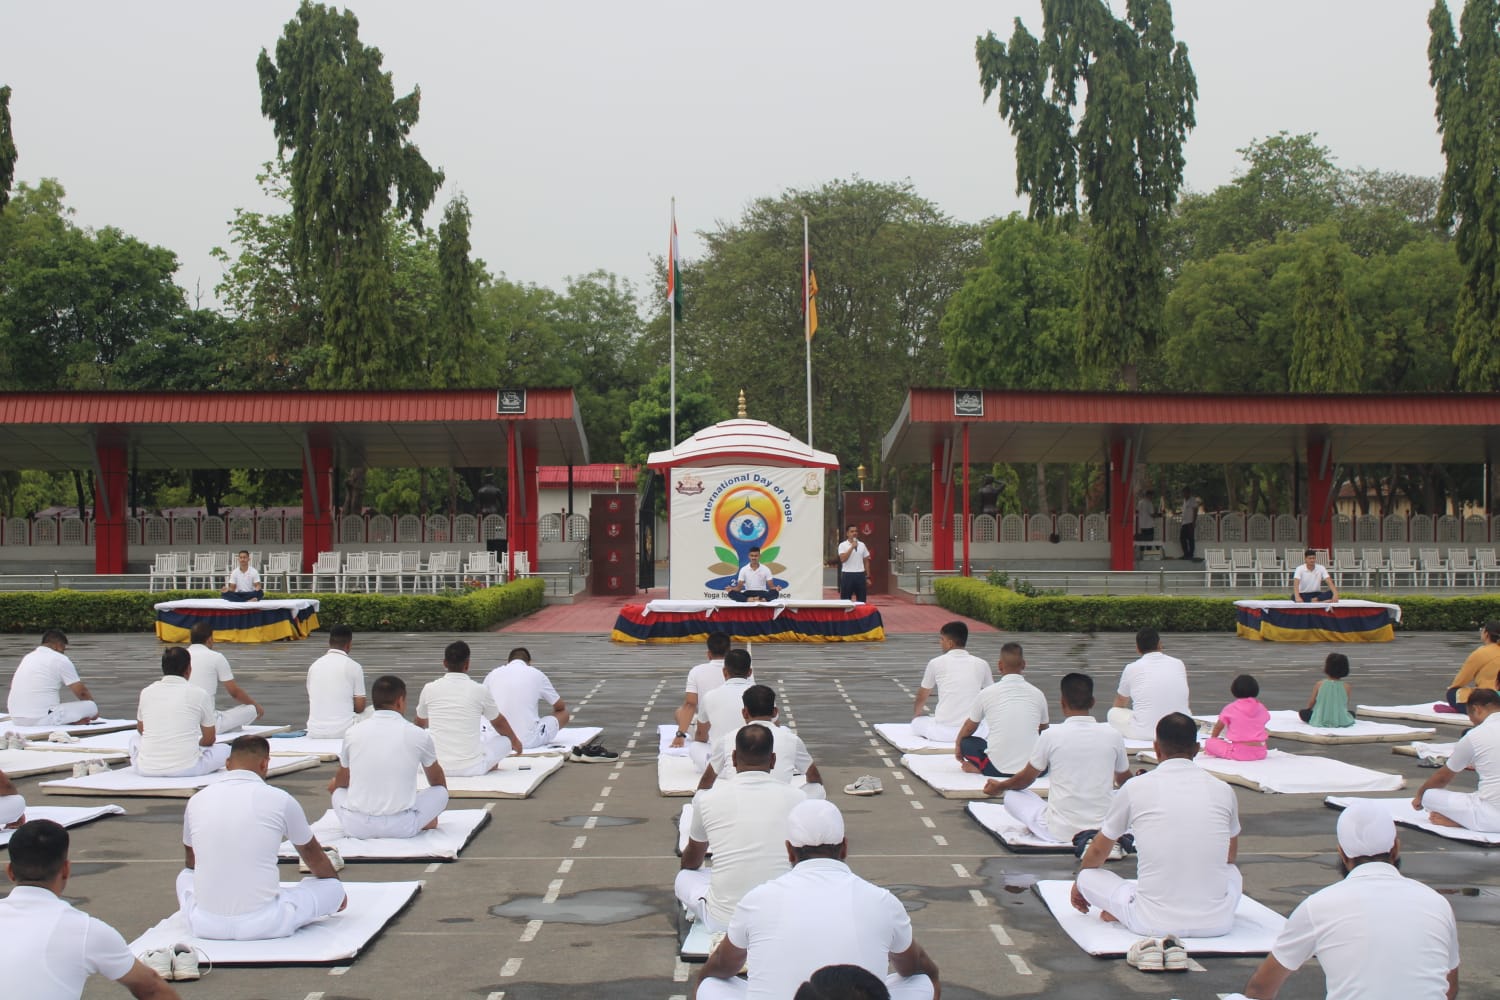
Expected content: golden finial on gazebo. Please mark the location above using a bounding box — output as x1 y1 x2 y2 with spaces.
737 389 748 418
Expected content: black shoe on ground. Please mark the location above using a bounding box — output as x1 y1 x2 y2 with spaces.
569 738 619 763
1072 829 1100 858
1117 833 1137 855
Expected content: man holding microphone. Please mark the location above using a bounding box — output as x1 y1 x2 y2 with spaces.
837 525 871 603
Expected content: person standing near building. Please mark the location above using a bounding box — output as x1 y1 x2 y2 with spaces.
1135 489 1158 543
1179 487 1201 561
837 526 871 603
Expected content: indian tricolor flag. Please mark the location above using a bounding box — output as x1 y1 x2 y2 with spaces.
667 212 683 322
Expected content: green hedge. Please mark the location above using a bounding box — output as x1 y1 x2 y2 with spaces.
933 577 1500 632
0 578 547 635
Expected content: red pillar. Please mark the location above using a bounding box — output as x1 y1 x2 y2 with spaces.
506 423 518 579
520 444 540 572
1108 436 1135 571
931 441 954 571
93 441 128 574
961 424 971 577
301 439 333 574
1307 435 1334 553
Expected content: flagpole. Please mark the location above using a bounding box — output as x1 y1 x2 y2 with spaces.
804 214 813 448
670 198 678 448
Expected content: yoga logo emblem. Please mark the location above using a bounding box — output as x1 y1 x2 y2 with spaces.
705 483 787 592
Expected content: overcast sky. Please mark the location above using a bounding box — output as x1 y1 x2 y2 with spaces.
1 1 1446 310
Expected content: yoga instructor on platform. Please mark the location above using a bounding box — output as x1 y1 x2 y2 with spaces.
837 525 871 603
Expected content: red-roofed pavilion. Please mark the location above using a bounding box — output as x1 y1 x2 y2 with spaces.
0 389 589 575
881 389 1500 572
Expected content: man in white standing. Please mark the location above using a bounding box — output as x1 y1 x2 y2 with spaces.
698 684 823 796
694 799 939 1000
669 633 735 750
306 625 368 740
1291 548 1338 603
220 549 263 602
690 649 755 772
1 819 181 998
1135 488 1158 542
837 524 871 603
7 629 98 726
957 642 1048 776
910 621 992 743
726 546 780 602
329 675 448 839
416 641 523 776
1073 713 1242 942
1412 687 1500 834
176 736 345 940
984 672 1131 851
482 647 570 750
1240 801 1459 999
1108 627 1191 742
185 622 262 735
133 647 229 778
677 724 806 933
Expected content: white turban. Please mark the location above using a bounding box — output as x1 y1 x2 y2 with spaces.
1336 802 1397 857
787 799 845 848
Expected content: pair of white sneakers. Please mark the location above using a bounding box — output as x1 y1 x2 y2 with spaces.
298 846 345 873
70 759 110 778
1126 934 1189 972
1 732 25 750
141 943 205 982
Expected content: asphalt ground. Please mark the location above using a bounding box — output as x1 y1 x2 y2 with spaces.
1 628 1494 1000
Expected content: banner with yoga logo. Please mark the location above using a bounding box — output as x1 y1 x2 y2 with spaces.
668 465 825 599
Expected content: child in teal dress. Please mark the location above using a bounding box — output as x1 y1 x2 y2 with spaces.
1298 652 1355 727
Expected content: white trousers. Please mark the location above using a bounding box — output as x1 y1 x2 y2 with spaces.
910 716 962 743
333 786 449 839
520 716 562 750
0 794 25 826
1107 707 1152 741
1075 866 1242 938
697 972 934 1000
1424 788 1500 834
176 868 345 941
11 701 99 727
1002 789 1060 843
673 867 727 932
443 734 512 777
688 740 712 774
129 737 230 778
215 704 260 735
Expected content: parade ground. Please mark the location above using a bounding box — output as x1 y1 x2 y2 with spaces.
6 617 1495 1000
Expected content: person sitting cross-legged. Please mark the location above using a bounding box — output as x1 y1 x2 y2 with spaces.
186 622 263 735
726 547 780 602
1412 687 1500 835
305 625 370 740
698 683 824 797
132 647 230 778
482 647 570 750
956 642 1048 777
416 641 523 776
176 735 346 941
7 629 98 727
330 674 448 840
689 649 756 773
1107 627 1191 742
1072 713 1241 939
910 620 991 743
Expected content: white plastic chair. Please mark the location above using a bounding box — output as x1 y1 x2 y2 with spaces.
464 550 496 587
400 550 432 593
1229 547 1255 588
264 552 292 592
1447 548 1475 588
1203 549 1232 587
1386 548 1417 588
149 553 179 592
1332 549 1365 589
374 552 403 593
188 552 217 590
310 551 341 592
1361 548 1388 589
1475 548 1500 587
341 552 371 593
1418 548 1448 588
1253 548 1282 588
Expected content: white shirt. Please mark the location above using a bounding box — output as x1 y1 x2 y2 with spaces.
340 710 438 815
1136 497 1156 530
695 676 755 738
1116 650 1191 741
685 659 728 697
1293 562 1333 594
482 659 561 740
1028 715 1128 842
1181 496 1200 525
727 858 914 1000
417 672 501 774
7 646 82 720
227 565 262 592
1271 862 1458 1000
187 642 234 706
709 720 813 784
969 673 1050 773
735 563 777 591
0 886 137 1000
1445 711 1500 809
306 648 366 738
920 648 993 729
136 676 216 775
1099 757 1240 934
183 769 314 916
687 770 807 927
838 539 869 573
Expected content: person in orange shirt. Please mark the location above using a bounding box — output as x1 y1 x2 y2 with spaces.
1445 621 1500 709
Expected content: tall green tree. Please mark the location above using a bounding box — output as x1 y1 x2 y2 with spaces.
1430 0 1500 388
257 1 444 389
1289 227 1362 392
0 85 15 215
977 0 1196 387
432 194 479 387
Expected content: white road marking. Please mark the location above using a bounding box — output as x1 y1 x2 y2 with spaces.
600 786 612 796
572 835 587 849
900 784 914 796
583 816 598 829
673 959 691 982
1006 954 1031 975
557 859 573 874
520 919 543 942
424 862 441 873
920 817 936 828
952 863 970 878
969 889 989 907
988 923 1012 946
329 966 349 976
543 879 564 903
591 802 604 812
932 835 948 846
910 800 925 811
500 957 523 977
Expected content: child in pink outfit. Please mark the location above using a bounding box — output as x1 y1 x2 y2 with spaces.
1204 673 1270 761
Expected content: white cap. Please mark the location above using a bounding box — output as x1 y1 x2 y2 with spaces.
1336 802 1397 857
787 799 845 848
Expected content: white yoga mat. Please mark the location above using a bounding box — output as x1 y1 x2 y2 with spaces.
680 917 715 961
1034 879 1285 956
0 805 125 846
129 880 422 964
873 722 985 754
481 724 603 756
1195 711 1434 744
900 753 1048 800
56 723 292 755
1137 750 1404 794
441 755 562 799
658 723 691 757
1357 703 1473 728
659 754 701 797
1326 795 1500 846
266 735 344 761
277 806 493 861
1393 742 1458 762
0 747 128 778
1 718 137 739
966 801 1119 856
40 756 321 798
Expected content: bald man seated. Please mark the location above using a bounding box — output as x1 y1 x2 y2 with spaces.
132 647 231 778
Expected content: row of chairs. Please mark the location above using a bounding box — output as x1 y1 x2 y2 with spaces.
1203 546 1500 589
306 550 516 593
148 551 284 592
